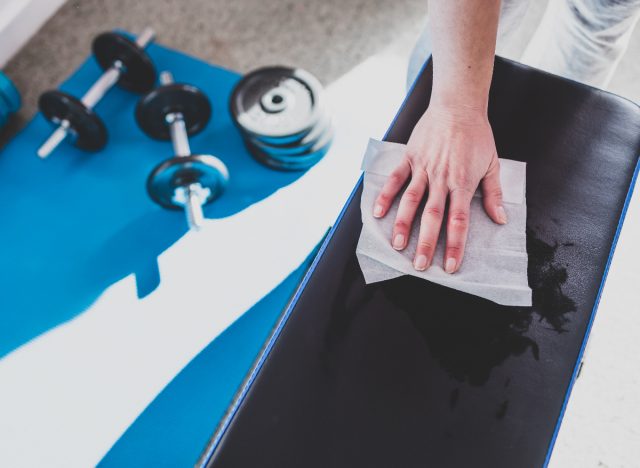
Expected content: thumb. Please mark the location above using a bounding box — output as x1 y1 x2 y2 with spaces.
481 158 508 225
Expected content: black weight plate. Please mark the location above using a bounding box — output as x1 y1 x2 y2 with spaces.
135 83 212 140
147 154 229 210
92 32 156 93
245 125 333 171
38 90 108 151
230 66 324 139
250 114 332 156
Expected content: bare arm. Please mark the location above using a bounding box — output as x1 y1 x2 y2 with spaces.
374 0 505 274
430 0 500 113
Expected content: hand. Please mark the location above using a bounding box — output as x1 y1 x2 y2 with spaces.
373 104 507 273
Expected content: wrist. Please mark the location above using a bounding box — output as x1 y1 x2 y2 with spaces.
430 85 488 111
426 100 489 126
431 73 491 117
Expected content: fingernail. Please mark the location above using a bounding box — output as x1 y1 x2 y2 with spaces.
414 255 428 271
445 258 457 274
373 204 383 218
497 206 508 224
392 234 405 250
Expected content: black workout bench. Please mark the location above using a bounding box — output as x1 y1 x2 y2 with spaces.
201 57 640 468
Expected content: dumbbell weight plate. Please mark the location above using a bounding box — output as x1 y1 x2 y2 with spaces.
92 32 157 93
136 84 212 140
147 154 229 210
230 66 324 140
249 114 332 157
38 90 108 151
245 126 333 171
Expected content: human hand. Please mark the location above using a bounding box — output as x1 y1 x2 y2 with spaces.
373 104 507 273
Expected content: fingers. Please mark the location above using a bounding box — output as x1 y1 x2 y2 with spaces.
391 170 428 250
373 158 411 219
443 188 473 274
481 158 507 225
413 184 447 271
375 154 505 275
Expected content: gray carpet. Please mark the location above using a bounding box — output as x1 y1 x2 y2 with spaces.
0 0 425 146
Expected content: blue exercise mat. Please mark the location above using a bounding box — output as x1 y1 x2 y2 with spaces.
0 34 312 465
0 38 305 358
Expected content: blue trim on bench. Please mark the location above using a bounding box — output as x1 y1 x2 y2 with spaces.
543 154 640 467
198 56 433 466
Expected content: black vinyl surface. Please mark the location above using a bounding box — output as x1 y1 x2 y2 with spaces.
206 58 640 468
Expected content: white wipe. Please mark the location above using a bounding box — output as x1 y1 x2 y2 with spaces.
356 139 532 306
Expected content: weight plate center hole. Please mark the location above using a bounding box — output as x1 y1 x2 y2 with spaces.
261 88 290 113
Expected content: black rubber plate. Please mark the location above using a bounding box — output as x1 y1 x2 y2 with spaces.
230 66 323 139
136 84 212 140
38 90 107 151
244 125 333 171
92 32 156 94
147 154 228 209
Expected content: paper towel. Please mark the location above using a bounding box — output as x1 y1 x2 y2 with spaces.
356 139 532 306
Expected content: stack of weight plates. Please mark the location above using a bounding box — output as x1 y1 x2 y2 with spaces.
0 71 21 129
230 66 332 171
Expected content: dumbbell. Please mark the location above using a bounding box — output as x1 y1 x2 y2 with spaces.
37 27 157 158
136 71 229 231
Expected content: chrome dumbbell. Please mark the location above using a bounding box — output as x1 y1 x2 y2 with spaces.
37 27 157 158
136 71 229 230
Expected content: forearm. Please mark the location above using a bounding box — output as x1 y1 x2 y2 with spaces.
428 0 501 114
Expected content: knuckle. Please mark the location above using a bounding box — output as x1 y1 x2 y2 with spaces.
428 160 449 179
487 187 503 200
405 150 419 162
389 172 406 186
377 192 392 204
402 188 422 205
451 171 473 188
446 245 463 256
449 210 469 228
418 240 435 253
424 206 443 219
449 186 474 202
429 165 444 180
394 220 410 232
